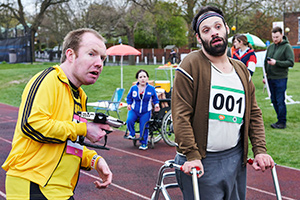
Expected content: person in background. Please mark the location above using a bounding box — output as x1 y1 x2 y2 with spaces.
125 69 160 150
172 5 274 200
2 28 113 200
264 26 294 129
169 49 177 64
233 34 257 76
227 33 239 57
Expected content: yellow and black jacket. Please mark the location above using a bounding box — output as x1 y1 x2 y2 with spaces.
2 65 98 187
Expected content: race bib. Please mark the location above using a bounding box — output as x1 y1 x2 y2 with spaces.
66 140 83 157
209 85 245 124
66 113 86 157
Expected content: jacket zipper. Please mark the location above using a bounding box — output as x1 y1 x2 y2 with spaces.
43 143 67 187
139 85 147 113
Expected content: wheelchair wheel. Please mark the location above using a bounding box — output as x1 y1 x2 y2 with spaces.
150 107 170 145
146 119 162 149
161 109 176 147
149 128 162 148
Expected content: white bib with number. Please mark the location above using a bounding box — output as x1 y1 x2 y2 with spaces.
207 65 245 152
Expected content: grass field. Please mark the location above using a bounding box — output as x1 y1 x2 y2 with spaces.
0 61 299 169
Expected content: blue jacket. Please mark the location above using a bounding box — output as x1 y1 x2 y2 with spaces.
127 83 159 114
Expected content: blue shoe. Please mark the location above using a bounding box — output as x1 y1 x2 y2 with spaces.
139 144 148 150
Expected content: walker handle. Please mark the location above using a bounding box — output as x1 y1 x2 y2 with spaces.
247 158 282 200
163 160 201 200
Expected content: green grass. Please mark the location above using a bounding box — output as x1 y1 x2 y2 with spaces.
0 62 299 169
250 64 300 169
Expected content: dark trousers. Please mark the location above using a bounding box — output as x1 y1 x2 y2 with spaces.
268 78 287 124
175 142 246 200
30 182 74 200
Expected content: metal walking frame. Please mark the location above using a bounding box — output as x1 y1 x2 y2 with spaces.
271 165 282 200
151 160 200 200
152 159 282 200
248 158 282 200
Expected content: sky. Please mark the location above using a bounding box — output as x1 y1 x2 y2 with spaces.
0 0 42 15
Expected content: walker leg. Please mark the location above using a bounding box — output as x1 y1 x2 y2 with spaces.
271 165 282 200
192 168 200 200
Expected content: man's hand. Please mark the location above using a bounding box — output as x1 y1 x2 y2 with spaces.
94 157 113 189
181 159 204 178
86 122 113 143
252 154 275 172
267 58 276 65
127 105 131 111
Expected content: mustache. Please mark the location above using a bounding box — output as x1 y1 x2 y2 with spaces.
200 33 228 57
210 36 224 44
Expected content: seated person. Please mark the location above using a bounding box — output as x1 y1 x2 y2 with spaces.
125 69 160 150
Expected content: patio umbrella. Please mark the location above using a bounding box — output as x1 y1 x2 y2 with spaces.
228 33 266 47
106 44 141 88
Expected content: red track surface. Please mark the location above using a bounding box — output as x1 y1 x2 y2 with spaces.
0 103 299 200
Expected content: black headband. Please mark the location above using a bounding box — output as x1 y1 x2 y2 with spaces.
196 12 225 34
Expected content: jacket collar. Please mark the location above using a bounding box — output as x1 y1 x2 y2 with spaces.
54 65 69 84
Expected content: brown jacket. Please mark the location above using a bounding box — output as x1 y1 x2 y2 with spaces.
171 50 267 165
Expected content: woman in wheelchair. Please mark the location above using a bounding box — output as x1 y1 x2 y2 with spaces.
125 69 160 150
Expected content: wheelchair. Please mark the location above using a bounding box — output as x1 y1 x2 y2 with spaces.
124 99 176 148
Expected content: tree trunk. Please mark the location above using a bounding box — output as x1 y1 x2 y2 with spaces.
188 27 196 48
30 30 36 62
185 0 197 48
155 26 162 49
127 29 136 65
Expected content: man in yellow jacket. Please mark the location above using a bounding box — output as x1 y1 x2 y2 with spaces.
2 28 113 199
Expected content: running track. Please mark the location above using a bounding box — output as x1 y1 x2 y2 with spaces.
0 103 299 200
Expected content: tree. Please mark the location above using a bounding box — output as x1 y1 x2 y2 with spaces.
130 0 188 48
38 0 91 51
0 7 18 39
176 0 198 48
151 1 187 48
0 0 70 61
133 1 187 48
86 2 121 40
86 1 144 47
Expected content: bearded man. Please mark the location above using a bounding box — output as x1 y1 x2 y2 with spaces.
171 5 274 200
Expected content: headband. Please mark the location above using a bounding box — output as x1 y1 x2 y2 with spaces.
196 12 225 34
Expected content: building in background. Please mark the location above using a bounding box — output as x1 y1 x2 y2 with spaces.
284 12 300 62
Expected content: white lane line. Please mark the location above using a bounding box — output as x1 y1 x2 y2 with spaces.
0 191 6 199
0 136 12 144
0 120 17 124
107 146 164 164
278 165 300 171
81 171 151 200
0 137 298 200
247 186 296 200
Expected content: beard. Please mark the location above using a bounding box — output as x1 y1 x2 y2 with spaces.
200 32 228 57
